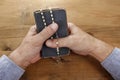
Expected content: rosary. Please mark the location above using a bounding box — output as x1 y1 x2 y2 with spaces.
40 8 60 56
34 1 70 63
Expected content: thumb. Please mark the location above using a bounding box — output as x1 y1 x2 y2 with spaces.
35 23 58 43
46 37 69 48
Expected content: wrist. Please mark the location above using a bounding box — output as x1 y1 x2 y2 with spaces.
89 39 114 62
8 49 30 69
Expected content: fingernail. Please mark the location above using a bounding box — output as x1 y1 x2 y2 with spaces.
46 40 52 46
50 23 58 31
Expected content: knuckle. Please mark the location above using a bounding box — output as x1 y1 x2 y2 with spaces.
47 26 54 33
44 27 54 36
30 26 35 31
68 23 75 26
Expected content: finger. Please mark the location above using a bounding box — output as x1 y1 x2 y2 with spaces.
45 23 75 48
27 25 37 36
46 37 69 48
68 22 79 33
35 23 58 43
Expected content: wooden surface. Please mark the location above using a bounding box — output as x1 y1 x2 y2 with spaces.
1 0 120 80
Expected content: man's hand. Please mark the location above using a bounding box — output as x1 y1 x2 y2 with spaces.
46 23 114 62
9 23 58 69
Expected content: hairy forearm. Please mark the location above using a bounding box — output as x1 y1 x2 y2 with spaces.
8 49 30 69
89 38 114 62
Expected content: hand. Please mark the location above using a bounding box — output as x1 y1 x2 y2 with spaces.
9 23 58 69
46 23 114 62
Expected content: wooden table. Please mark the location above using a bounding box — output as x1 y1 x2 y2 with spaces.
1 0 120 80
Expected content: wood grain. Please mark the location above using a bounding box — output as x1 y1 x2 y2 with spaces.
1 0 120 80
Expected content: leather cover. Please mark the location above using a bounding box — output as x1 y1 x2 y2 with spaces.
34 8 70 58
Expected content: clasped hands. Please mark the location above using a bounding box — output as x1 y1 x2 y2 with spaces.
9 23 114 69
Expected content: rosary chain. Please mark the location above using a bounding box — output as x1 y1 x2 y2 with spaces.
49 8 60 56
40 9 47 27
40 8 60 56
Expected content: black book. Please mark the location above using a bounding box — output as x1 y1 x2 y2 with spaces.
34 8 70 58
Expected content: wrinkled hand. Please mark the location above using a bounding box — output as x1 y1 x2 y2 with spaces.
9 23 58 69
46 23 114 62
46 23 96 55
